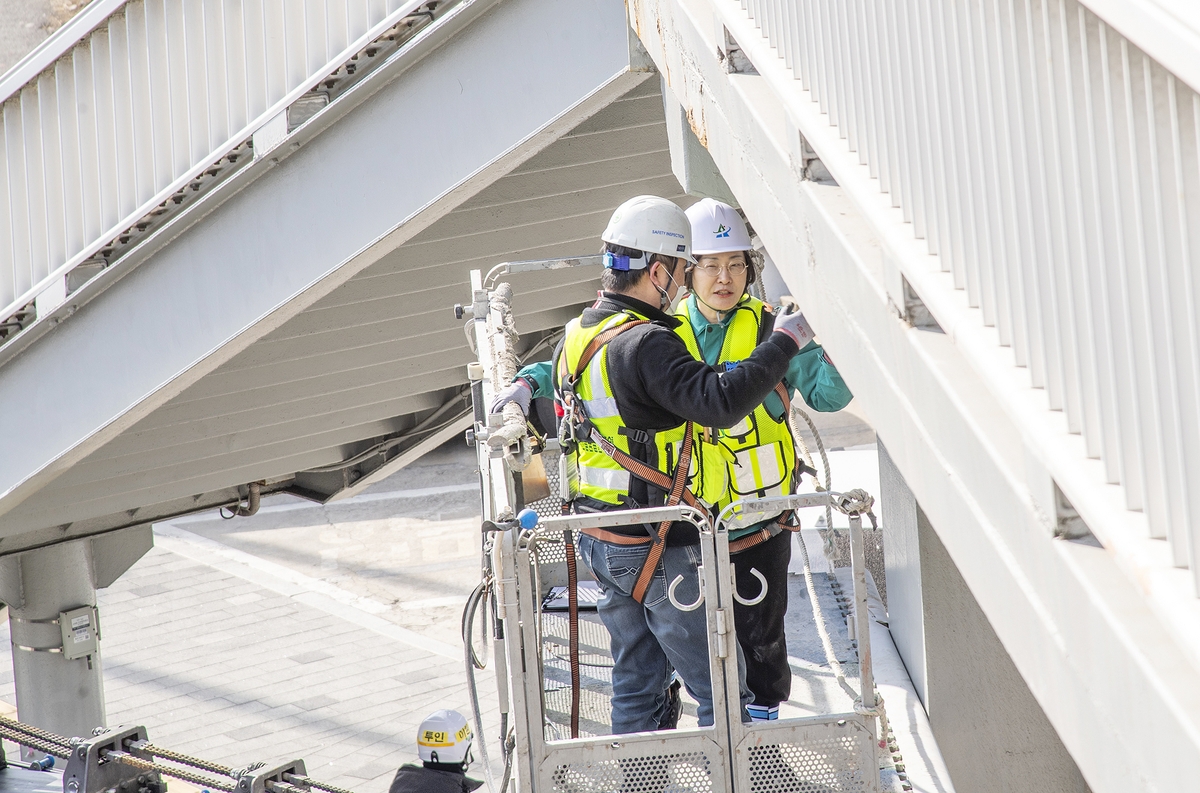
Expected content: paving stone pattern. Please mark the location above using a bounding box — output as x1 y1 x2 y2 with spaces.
0 445 503 793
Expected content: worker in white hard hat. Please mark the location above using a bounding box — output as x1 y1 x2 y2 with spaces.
388 710 481 793
497 198 851 723
680 197 851 721
491 194 817 734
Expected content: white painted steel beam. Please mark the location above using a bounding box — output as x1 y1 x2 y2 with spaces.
0 0 651 528
629 0 1200 789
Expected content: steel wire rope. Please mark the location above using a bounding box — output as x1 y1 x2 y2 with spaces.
787 404 893 751
0 713 71 751
132 742 235 777
0 726 70 759
791 404 836 560
496 730 516 793
102 752 236 792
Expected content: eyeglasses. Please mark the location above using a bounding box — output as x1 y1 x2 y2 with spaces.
691 261 748 276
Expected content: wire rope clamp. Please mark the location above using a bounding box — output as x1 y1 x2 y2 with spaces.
236 759 308 793
64 725 160 793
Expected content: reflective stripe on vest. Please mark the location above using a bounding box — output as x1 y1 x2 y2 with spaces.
578 462 630 492
674 297 796 518
583 343 621 418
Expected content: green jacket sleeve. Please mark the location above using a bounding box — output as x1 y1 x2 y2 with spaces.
785 341 853 412
515 360 556 400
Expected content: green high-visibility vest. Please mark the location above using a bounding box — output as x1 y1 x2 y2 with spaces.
674 297 796 517
555 310 727 507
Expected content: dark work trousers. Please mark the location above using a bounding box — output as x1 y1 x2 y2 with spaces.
731 528 793 708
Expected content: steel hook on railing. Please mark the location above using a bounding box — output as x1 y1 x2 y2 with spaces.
731 564 768 606
667 568 705 611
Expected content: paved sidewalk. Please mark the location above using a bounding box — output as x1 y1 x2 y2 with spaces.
0 444 502 793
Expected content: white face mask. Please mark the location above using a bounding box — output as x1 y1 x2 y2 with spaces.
654 263 686 314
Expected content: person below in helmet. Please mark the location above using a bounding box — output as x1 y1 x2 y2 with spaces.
680 197 852 721
388 710 482 793
491 194 816 734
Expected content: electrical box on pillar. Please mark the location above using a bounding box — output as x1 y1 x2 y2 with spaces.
59 606 99 662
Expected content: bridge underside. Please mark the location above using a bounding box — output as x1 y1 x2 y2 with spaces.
629 0 1200 790
0 0 684 552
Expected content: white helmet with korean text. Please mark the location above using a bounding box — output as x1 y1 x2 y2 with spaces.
417 709 473 767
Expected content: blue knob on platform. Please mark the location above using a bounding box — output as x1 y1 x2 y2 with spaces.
517 509 539 530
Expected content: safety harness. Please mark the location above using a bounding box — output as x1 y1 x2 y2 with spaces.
556 319 698 603
557 309 817 598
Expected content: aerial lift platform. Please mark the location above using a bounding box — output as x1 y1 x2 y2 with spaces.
459 261 891 793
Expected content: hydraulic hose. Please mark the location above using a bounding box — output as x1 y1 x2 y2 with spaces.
498 729 516 793
462 579 497 792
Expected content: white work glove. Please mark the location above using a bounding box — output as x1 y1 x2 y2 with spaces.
772 307 815 349
490 379 533 416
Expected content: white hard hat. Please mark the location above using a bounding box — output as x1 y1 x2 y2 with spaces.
685 198 752 255
601 195 696 266
417 709 473 766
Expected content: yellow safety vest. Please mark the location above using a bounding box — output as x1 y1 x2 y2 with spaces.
674 297 796 516
555 311 727 507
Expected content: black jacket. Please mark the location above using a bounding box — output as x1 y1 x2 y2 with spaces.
388 765 482 793
565 293 797 544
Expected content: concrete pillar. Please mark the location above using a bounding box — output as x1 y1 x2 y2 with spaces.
7 541 105 752
0 525 152 754
879 437 1091 792
879 438 926 704
919 514 1091 792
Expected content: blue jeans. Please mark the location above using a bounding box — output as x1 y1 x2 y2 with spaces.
577 535 750 733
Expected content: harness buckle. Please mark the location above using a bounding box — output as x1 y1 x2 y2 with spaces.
617 426 651 445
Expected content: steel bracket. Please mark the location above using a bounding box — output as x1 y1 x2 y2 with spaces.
64 725 158 793
235 759 308 793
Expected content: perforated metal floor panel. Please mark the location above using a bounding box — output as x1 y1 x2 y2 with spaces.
746 733 875 793
551 749 716 793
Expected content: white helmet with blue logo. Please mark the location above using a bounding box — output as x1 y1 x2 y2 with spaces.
601 195 696 268
685 197 752 255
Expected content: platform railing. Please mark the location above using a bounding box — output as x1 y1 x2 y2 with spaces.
514 506 740 793
0 0 453 342
736 0 1200 587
